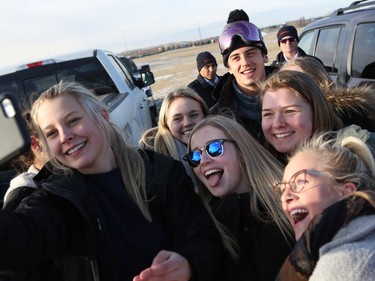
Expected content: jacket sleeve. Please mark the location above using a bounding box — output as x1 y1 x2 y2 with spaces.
0 188 72 272
147 152 224 281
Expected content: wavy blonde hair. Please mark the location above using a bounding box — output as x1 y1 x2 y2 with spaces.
290 131 375 192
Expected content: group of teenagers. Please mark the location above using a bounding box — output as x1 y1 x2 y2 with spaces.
1 8 375 281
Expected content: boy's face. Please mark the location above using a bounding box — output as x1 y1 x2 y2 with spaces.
227 46 267 96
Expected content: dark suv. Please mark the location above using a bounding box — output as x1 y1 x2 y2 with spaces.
298 0 375 87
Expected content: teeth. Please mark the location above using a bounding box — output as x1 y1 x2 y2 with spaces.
290 208 309 224
275 132 292 138
290 208 308 217
182 129 192 135
67 143 85 155
204 169 221 177
243 69 255 74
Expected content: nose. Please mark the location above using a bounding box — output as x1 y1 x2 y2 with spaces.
272 113 286 128
60 128 74 144
200 150 212 166
182 116 194 127
280 185 298 204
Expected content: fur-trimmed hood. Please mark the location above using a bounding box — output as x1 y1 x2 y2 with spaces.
324 85 375 131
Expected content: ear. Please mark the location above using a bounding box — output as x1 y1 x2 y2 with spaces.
343 182 357 195
226 65 232 75
264 55 269 64
30 136 42 153
100 109 109 122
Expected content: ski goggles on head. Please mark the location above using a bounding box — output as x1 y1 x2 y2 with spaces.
183 139 235 168
219 21 264 54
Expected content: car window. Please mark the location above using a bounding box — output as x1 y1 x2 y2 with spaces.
315 27 341 73
298 31 315 55
352 22 375 79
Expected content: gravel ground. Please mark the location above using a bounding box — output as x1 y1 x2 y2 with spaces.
134 31 280 101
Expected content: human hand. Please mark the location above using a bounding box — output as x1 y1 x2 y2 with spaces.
133 250 192 281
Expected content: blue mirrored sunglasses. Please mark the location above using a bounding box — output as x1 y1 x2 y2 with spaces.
183 139 235 168
219 21 263 54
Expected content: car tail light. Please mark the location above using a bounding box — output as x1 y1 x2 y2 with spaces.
17 59 55 71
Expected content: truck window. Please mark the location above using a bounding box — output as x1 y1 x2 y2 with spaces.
352 23 375 79
0 58 118 109
107 55 136 90
315 27 341 73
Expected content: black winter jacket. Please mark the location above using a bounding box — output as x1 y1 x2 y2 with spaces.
188 75 220 108
270 47 323 68
211 193 293 281
0 150 223 281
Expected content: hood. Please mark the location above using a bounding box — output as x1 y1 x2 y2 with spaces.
324 84 375 115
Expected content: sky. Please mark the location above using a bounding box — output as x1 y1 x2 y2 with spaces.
0 0 355 68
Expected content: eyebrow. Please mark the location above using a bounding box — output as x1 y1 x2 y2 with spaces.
41 111 80 131
262 104 303 111
171 109 200 117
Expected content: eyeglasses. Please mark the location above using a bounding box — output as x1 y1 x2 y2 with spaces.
183 139 235 168
274 169 330 200
280 37 297 44
219 21 263 54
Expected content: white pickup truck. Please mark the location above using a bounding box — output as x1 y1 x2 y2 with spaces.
0 49 155 146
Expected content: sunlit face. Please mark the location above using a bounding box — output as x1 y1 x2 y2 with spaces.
227 46 267 96
190 125 247 197
280 152 342 240
36 95 115 174
199 63 218 82
166 97 205 144
262 87 313 153
279 36 299 58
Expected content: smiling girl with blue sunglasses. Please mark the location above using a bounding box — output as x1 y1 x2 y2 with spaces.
186 115 294 281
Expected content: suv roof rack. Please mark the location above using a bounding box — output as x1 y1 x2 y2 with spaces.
335 0 375 15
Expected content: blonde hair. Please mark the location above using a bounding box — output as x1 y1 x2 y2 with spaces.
281 56 333 89
290 132 375 192
140 88 210 160
187 116 293 242
31 81 152 221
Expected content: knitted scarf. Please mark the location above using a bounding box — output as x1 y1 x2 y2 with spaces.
232 81 261 124
276 195 375 281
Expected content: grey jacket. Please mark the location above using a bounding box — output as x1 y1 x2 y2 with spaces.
310 215 375 280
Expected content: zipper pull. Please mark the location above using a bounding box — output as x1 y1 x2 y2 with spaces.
97 218 102 231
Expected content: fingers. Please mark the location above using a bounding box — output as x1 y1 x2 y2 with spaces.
133 250 192 281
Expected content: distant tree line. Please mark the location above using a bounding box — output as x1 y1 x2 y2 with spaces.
120 16 321 59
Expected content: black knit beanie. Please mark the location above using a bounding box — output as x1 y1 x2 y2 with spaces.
277 25 299 46
196 51 217 71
